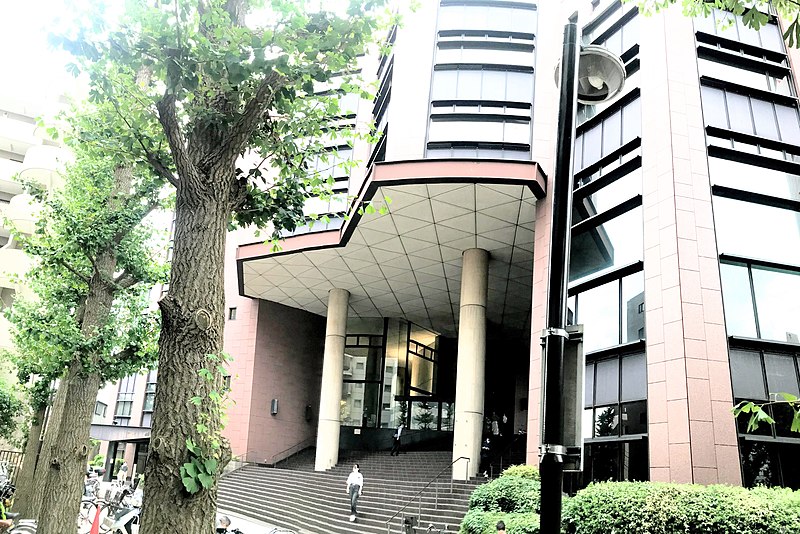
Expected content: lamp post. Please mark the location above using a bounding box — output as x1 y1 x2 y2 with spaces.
539 13 625 534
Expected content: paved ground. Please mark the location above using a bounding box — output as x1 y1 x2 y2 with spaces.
217 511 291 533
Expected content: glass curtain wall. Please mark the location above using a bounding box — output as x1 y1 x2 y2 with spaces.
696 6 800 488
341 318 451 431
567 2 647 490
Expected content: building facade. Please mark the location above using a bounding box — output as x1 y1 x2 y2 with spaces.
98 0 800 490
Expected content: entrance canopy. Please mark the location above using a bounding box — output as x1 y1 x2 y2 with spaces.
237 159 546 337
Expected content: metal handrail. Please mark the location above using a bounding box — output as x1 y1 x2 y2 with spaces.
268 436 316 466
384 456 470 534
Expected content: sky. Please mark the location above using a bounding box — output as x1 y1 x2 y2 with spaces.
0 1 83 103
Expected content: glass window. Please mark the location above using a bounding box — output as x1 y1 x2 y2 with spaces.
432 70 457 100
341 382 380 427
751 267 800 343
577 280 621 353
622 274 646 344
506 71 534 102
621 98 641 144
727 92 754 135
752 99 779 139
574 169 642 223
582 124 602 169
594 405 619 436
621 400 648 434
701 86 728 129
720 263 758 338
776 105 800 144
602 110 622 157
570 206 643 283
714 197 800 266
621 353 647 402
708 158 800 203
595 358 620 405
764 353 800 397
730 349 768 400
585 362 595 407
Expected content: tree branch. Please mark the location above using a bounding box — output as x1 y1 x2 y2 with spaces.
214 71 284 161
55 258 90 285
113 271 139 289
156 93 194 183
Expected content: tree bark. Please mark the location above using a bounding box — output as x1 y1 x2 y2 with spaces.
27 379 68 520
13 405 46 517
36 252 116 533
35 364 103 533
140 167 232 534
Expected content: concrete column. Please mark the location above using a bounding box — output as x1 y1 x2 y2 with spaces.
452 248 489 480
314 288 350 471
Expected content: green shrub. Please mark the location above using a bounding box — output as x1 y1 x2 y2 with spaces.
90 454 105 467
460 509 540 534
562 482 800 534
500 465 540 481
469 476 541 514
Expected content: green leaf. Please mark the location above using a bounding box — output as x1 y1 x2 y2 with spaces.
791 409 800 433
197 472 213 489
203 457 218 474
185 438 198 455
182 461 198 478
778 392 798 403
189 396 203 406
181 473 200 494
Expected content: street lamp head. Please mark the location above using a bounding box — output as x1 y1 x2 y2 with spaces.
555 44 626 105
576 45 626 104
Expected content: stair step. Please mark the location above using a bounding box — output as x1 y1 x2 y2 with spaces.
218 451 484 534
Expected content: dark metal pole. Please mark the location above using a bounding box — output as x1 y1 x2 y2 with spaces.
539 12 580 534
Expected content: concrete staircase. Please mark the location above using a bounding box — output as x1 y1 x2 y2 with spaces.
218 450 483 534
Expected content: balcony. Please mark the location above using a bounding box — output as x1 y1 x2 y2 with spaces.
0 248 31 293
17 145 72 190
3 194 40 237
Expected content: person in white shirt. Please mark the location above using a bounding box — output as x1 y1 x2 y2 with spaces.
390 423 404 456
345 464 363 522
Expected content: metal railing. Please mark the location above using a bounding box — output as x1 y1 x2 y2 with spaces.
267 436 316 468
384 456 470 534
0 450 23 483
489 434 527 478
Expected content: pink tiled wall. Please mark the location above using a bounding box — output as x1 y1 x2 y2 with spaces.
245 300 326 464
526 1 561 464
223 297 260 460
639 7 740 485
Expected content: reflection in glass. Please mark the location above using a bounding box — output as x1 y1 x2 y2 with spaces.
623 275 645 344
741 441 780 487
714 197 800 266
620 401 647 434
752 267 800 344
730 350 768 400
720 263 758 338
570 207 643 284
595 359 620 406
410 401 439 430
573 170 642 224
708 158 800 203
341 382 380 427
577 281 620 353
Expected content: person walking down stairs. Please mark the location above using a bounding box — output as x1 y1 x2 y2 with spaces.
345 464 363 522
390 423 404 456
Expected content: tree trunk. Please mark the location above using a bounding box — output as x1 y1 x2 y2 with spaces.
13 405 46 517
28 379 68 520
140 174 231 534
35 363 102 533
36 251 116 534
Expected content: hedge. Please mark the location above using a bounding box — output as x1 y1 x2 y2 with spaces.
500 465 540 481
562 482 800 534
460 509 540 534
469 475 541 514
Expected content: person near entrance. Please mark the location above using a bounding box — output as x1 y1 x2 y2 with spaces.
345 464 363 522
117 460 128 486
390 423 404 456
